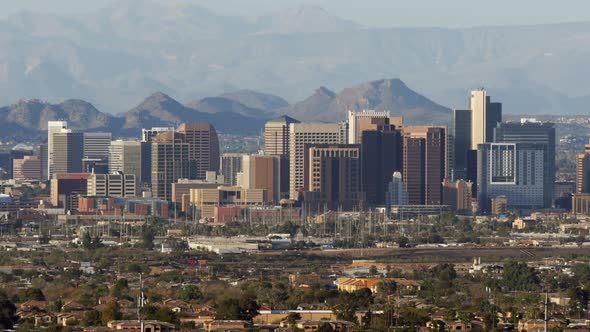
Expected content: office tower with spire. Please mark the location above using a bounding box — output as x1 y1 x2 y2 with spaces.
176 123 220 180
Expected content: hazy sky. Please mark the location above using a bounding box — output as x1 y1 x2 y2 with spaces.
2 0 590 28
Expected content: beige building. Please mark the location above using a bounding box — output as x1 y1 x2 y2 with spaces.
13 156 42 181
47 120 68 180
109 140 142 182
264 115 299 156
576 144 590 193
87 173 137 197
491 195 508 215
572 193 590 215
176 123 220 180
190 186 266 220
172 176 226 213
469 89 502 150
50 129 84 178
442 179 472 213
242 155 281 204
289 123 341 200
151 132 191 200
347 110 403 144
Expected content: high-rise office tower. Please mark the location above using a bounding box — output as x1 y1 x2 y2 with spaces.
176 123 220 180
289 123 341 200
470 89 502 150
242 155 281 205
151 132 190 200
39 143 48 180
264 116 300 156
303 144 363 210
347 110 403 144
221 153 245 186
83 132 112 160
576 143 590 194
50 129 84 177
494 119 555 207
47 120 68 179
109 140 142 184
403 126 447 205
477 143 545 213
361 125 403 205
453 109 471 180
264 116 300 198
141 127 175 142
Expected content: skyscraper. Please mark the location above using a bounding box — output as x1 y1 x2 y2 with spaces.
303 144 363 210
493 119 556 207
242 155 281 205
361 125 403 205
51 129 84 177
477 143 545 213
87 172 137 197
347 110 403 144
83 132 112 160
453 109 471 180
289 123 341 200
151 132 191 200
403 126 447 205
109 140 143 185
221 153 245 186
470 89 502 150
176 123 220 180
385 171 408 210
576 143 590 194
264 115 300 156
47 120 68 179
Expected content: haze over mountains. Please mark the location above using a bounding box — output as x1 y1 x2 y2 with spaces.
0 78 451 139
0 0 589 117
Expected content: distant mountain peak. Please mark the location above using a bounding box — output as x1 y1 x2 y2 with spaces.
314 86 336 97
255 5 360 34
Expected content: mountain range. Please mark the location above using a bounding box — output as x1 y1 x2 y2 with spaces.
1 0 590 115
0 78 450 139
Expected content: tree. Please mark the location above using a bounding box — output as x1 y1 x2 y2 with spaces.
111 279 129 299
101 301 121 325
502 261 539 291
141 226 155 250
317 322 334 332
567 286 590 319
19 287 45 301
83 309 101 327
215 294 260 321
82 232 93 250
376 280 397 296
141 304 178 323
0 292 17 330
176 285 203 301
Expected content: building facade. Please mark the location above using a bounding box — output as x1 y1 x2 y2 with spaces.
289 123 341 200
221 153 245 186
151 132 191 200
13 156 42 181
87 173 137 197
109 140 142 186
493 119 556 207
576 144 590 194
477 143 545 213
51 129 84 178
302 144 364 210
176 123 220 180
347 110 403 144
242 155 281 205
83 132 112 160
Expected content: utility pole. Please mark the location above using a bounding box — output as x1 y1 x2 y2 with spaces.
544 290 548 332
